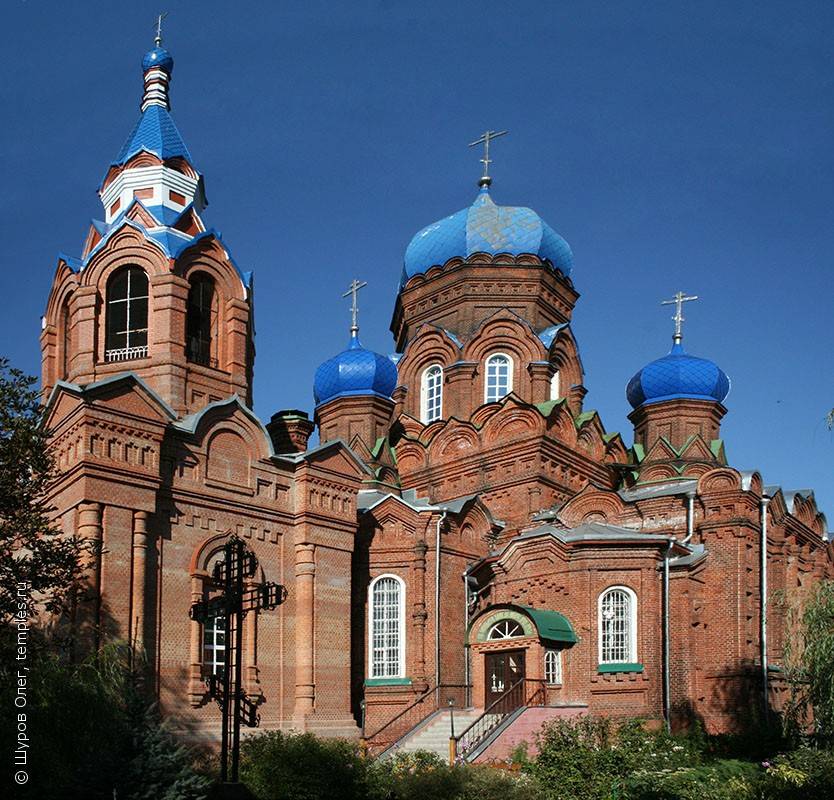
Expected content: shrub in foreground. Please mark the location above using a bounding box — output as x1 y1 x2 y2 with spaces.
524 716 698 800
240 731 368 800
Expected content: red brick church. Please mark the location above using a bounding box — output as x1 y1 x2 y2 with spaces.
40 36 831 758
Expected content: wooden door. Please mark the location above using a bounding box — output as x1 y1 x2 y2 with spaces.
484 650 525 711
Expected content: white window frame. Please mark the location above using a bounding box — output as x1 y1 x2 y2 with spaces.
203 614 226 677
484 352 514 404
368 574 406 679
598 585 638 664
544 648 562 685
487 619 525 640
550 369 560 400
420 364 443 423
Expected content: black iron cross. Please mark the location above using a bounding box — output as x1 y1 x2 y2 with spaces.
189 535 287 785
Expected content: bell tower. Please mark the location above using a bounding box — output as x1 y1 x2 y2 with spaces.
41 31 254 417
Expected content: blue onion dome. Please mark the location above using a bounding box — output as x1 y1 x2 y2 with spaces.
314 332 399 406
402 186 573 287
626 342 731 409
142 46 174 74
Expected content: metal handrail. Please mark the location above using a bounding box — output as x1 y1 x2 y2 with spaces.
453 677 546 760
362 682 470 755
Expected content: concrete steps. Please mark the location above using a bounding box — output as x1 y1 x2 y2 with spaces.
385 709 482 759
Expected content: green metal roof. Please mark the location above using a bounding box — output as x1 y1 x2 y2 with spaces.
519 605 578 644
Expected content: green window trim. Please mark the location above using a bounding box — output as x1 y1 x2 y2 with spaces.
598 662 644 674
364 677 413 687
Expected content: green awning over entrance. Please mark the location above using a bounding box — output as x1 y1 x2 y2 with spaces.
519 605 578 644
472 604 578 645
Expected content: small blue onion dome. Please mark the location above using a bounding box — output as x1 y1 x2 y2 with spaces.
314 332 399 406
401 186 573 287
626 342 730 409
142 46 174 74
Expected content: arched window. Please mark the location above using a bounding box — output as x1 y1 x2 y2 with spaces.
186 273 218 367
484 353 513 403
420 364 443 423
202 615 226 677
487 619 524 640
105 266 149 361
599 586 637 664
369 575 405 678
544 649 562 684
550 369 560 400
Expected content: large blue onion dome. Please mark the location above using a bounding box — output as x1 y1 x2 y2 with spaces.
626 342 730 409
314 332 399 406
142 46 174 73
402 186 573 287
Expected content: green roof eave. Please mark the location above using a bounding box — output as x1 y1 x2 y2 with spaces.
519 605 578 644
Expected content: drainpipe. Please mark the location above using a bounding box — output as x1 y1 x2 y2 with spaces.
663 490 697 733
435 510 448 690
662 538 673 733
463 568 470 708
760 494 771 716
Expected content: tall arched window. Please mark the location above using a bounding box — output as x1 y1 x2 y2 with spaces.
369 575 405 679
484 353 513 403
599 586 637 664
105 266 149 361
186 272 217 367
550 369 560 400
420 364 443 423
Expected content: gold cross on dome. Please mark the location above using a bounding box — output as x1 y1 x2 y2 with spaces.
661 291 699 344
154 12 168 46
468 129 508 187
342 279 367 334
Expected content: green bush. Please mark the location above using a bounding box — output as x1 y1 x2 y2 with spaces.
240 731 369 800
524 716 699 800
367 750 544 800
758 746 834 799
624 759 760 800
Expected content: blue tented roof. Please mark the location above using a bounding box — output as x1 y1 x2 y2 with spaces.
113 105 192 166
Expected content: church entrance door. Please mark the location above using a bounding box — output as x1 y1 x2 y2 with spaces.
484 650 525 711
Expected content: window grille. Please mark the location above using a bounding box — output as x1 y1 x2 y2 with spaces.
600 587 636 663
370 576 403 678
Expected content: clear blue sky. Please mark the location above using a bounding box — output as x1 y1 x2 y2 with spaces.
1 1 831 516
